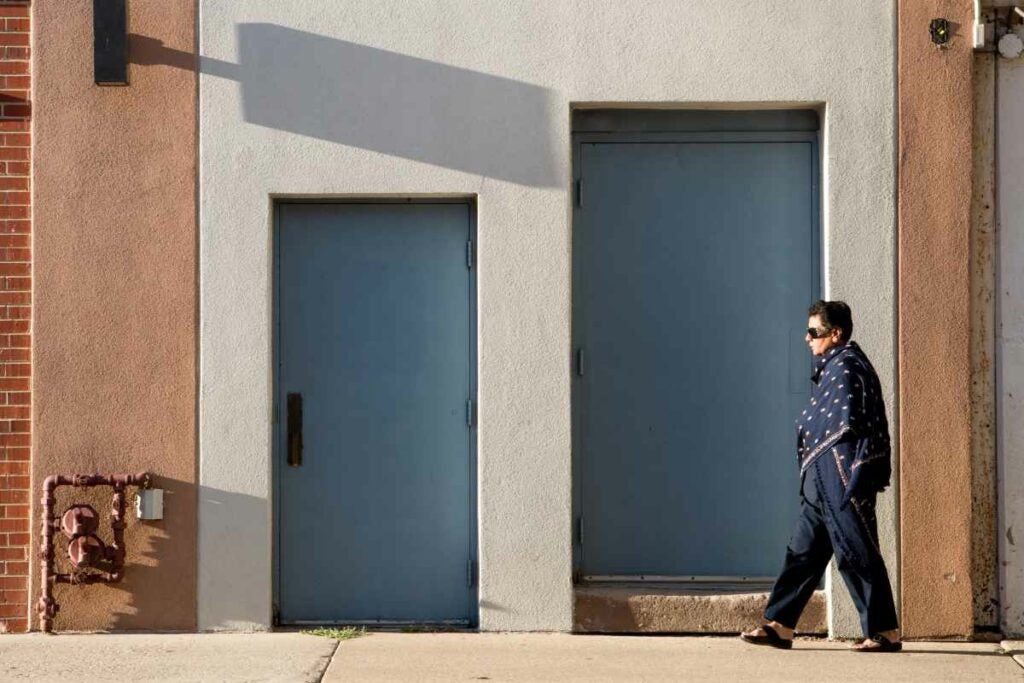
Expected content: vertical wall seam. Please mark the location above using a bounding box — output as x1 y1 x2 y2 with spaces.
192 0 201 630
969 49 998 630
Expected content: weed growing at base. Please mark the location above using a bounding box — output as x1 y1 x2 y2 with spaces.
302 626 366 640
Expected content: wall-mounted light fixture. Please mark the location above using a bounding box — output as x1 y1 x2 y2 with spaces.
94 0 128 85
929 18 952 47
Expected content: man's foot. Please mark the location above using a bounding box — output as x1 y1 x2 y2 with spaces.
739 623 794 650
851 631 902 652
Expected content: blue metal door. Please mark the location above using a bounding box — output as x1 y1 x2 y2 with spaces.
573 125 819 580
275 202 476 624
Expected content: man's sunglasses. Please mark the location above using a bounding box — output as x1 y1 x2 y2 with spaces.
807 327 831 339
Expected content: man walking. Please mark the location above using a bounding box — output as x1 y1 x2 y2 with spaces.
741 300 901 652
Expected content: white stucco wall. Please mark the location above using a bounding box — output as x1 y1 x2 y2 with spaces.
197 1 897 634
998 55 1024 638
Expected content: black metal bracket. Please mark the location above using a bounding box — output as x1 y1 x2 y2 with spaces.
94 0 129 85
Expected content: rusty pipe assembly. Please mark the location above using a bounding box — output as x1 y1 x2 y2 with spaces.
38 473 150 633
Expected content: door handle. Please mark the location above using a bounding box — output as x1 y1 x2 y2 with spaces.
287 392 303 467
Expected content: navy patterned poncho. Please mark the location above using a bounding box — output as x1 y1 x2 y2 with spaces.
796 341 891 508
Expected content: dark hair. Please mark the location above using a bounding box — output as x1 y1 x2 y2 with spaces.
808 300 853 342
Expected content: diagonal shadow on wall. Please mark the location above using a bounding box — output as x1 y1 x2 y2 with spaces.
133 24 559 187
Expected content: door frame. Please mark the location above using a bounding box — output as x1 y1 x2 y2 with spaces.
270 198 479 626
570 119 822 584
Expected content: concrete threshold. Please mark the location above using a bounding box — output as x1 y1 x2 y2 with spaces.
574 582 826 634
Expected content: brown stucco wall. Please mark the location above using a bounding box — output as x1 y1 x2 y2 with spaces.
30 1 196 630
898 0 975 638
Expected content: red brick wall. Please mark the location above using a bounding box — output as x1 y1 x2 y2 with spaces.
0 0 30 634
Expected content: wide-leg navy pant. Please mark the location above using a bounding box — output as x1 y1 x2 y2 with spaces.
763 456 899 636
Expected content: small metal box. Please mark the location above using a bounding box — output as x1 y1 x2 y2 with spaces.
135 488 164 520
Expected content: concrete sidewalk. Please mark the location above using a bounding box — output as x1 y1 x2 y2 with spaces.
0 632 1021 682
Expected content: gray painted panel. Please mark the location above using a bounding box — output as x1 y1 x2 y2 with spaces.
575 137 819 577
275 202 475 623
572 109 820 133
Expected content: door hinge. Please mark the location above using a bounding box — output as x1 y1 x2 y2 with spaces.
466 240 474 269
575 179 582 207
574 516 584 546
575 347 585 376
467 559 478 588
466 399 475 428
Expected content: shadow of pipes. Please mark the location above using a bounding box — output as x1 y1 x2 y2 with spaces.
129 24 560 187
106 474 197 631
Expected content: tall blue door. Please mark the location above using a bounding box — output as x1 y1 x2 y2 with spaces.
573 121 820 580
275 202 476 624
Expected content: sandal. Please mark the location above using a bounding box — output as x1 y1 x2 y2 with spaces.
852 634 902 653
739 624 794 650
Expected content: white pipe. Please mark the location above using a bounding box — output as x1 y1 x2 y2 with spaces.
974 0 987 49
